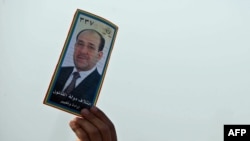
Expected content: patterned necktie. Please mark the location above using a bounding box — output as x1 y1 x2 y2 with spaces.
64 72 80 95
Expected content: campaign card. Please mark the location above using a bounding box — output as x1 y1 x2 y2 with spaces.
43 9 118 115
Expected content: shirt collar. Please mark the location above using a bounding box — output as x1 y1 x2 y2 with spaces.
72 66 97 79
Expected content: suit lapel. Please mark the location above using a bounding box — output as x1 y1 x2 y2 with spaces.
55 67 74 91
74 69 100 91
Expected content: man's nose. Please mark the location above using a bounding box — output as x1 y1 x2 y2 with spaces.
79 46 88 53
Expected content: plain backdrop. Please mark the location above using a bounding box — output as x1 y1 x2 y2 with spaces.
0 0 250 141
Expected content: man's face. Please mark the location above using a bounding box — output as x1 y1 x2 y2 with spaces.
73 30 103 71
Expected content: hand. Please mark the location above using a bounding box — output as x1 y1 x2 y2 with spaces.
69 106 117 141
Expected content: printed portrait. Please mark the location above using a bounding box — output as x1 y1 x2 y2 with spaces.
44 9 118 115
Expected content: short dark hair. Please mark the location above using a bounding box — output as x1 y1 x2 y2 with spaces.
76 29 105 51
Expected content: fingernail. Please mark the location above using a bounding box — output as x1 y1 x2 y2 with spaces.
69 120 76 128
91 106 98 112
81 109 89 115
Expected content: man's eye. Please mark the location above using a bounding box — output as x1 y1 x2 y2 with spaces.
88 46 95 50
77 42 84 46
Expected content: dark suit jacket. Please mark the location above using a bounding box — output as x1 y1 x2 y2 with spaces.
50 67 101 109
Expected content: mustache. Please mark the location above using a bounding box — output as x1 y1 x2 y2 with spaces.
76 54 88 59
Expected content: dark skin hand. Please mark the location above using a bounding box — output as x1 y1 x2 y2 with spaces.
69 106 117 141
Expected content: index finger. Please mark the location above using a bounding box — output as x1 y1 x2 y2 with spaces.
89 106 117 141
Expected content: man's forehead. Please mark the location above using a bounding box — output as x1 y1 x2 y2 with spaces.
79 30 100 38
78 31 100 43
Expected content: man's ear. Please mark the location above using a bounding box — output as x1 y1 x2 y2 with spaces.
98 51 103 60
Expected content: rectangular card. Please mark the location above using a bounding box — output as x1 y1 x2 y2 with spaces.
43 9 118 116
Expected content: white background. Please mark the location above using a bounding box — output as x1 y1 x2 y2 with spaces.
0 0 250 141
